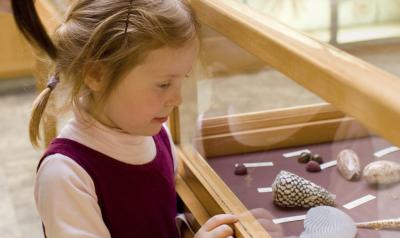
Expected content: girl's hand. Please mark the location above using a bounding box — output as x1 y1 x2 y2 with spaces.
194 214 238 238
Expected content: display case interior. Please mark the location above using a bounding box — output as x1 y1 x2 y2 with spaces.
175 1 400 237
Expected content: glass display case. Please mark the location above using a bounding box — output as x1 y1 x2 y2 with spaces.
38 0 400 237
173 0 400 237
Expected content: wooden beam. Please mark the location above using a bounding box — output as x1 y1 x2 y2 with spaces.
197 117 370 157
200 103 344 136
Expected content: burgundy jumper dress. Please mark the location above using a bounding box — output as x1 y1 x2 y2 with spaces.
38 127 179 238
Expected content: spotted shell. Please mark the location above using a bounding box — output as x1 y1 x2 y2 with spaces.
363 160 400 185
300 206 356 238
272 171 336 208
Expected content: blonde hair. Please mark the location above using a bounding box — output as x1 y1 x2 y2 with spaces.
12 0 200 147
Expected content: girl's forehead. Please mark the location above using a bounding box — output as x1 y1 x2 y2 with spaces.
138 42 199 74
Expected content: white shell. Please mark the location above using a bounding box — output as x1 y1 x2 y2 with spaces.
272 171 335 208
336 149 361 180
363 160 400 185
300 206 356 238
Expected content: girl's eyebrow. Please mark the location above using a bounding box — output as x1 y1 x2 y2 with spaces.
165 70 192 77
162 74 184 78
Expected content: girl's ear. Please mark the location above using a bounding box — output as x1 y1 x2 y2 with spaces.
84 63 105 92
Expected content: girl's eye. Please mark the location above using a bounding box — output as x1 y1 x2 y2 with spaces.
158 83 171 89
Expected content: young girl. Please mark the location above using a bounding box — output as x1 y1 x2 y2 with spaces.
11 0 238 237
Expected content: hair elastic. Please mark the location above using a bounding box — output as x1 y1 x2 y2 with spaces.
47 74 60 90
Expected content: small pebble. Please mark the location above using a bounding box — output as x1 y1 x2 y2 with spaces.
298 152 311 163
310 154 323 164
234 163 247 175
306 160 321 172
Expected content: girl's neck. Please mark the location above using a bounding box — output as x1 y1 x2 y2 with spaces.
58 106 157 165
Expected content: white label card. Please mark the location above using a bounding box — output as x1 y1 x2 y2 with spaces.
343 194 376 209
283 149 311 158
273 215 306 224
374 146 400 158
320 160 337 170
243 162 274 168
257 187 272 193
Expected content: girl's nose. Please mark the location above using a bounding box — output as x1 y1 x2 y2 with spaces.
166 90 182 107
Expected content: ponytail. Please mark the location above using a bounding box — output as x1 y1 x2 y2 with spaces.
29 87 54 147
11 0 59 147
11 0 58 59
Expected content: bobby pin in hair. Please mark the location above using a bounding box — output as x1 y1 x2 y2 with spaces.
124 0 134 34
47 74 60 91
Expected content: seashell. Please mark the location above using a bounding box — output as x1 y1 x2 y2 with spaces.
272 171 336 208
310 154 323 164
363 160 400 185
306 160 321 172
298 152 311 163
336 149 361 181
356 218 400 230
234 163 247 175
300 206 356 238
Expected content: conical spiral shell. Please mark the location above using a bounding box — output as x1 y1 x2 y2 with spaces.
272 171 336 208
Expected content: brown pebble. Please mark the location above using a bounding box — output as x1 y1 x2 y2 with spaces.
298 152 311 163
306 160 321 172
310 154 323 164
234 163 247 175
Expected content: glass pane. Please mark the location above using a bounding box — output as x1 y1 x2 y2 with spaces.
179 15 400 237
236 0 332 42
236 0 400 44
198 26 324 118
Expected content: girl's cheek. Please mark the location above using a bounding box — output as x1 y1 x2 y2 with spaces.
0 1 11 13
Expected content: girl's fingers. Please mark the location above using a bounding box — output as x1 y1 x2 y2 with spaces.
202 214 238 231
208 224 234 238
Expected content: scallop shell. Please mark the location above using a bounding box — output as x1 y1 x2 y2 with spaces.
300 206 356 238
356 218 400 230
272 171 336 208
336 149 361 180
363 160 400 185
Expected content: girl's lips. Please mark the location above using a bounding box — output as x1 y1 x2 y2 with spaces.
152 116 168 123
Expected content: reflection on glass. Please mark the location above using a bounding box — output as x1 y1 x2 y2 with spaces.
179 6 400 236
236 0 400 44
197 26 324 118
